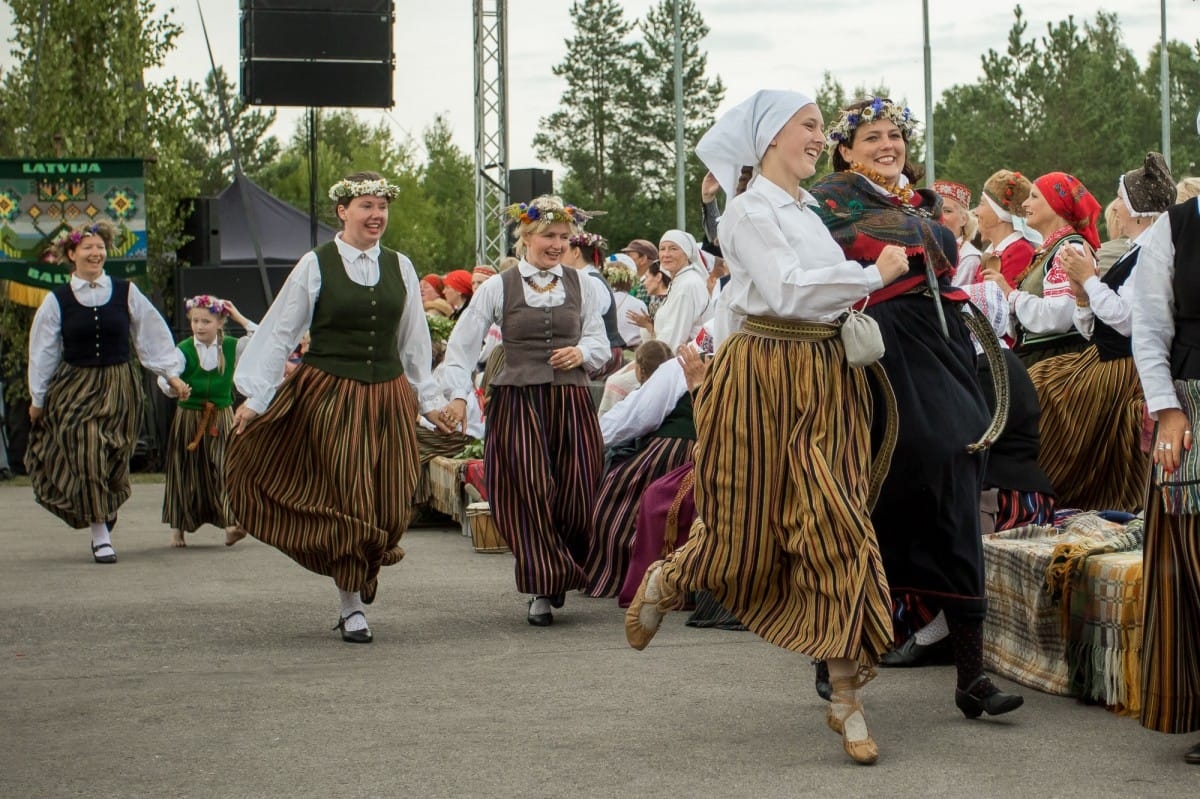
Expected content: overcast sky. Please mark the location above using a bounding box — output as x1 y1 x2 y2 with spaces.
4 1 1196 172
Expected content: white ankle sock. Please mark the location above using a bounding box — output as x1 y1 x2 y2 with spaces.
338 590 367 631
90 522 112 553
529 596 551 616
915 610 949 645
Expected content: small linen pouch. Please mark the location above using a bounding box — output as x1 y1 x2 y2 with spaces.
841 305 885 368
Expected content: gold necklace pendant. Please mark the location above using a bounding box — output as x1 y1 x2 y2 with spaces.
523 274 560 294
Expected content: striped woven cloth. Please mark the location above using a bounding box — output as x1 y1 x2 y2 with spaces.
1067 548 1144 714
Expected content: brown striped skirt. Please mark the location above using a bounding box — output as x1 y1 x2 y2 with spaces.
1140 481 1200 733
583 436 694 598
1028 347 1147 512
26 361 142 529
162 404 235 532
484 383 603 595
225 364 419 602
657 322 893 665
412 425 473 509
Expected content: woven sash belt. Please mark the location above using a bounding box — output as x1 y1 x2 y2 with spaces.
742 315 897 510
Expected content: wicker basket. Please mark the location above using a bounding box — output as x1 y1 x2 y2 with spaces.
465 502 509 553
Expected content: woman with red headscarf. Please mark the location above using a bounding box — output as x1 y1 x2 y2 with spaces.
442 269 474 320
983 172 1101 366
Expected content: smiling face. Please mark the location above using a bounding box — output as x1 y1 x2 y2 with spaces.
658 240 689 274
838 119 905 183
337 194 389 250
189 308 223 345
1022 184 1064 236
68 234 106 281
522 222 572 269
762 104 826 185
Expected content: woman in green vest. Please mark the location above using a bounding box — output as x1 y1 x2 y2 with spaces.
158 295 257 547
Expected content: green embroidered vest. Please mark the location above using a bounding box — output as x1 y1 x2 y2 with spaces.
178 336 238 409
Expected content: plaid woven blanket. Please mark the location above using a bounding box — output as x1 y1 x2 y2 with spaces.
1067 548 1144 714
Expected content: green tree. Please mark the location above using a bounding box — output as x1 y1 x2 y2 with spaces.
0 0 200 402
1143 39 1200 177
181 67 281 196
420 114 475 269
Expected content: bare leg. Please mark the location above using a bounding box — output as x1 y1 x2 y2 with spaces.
225 525 247 547
171 528 187 548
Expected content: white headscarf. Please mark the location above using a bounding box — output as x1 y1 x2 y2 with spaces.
658 229 701 277
983 193 1044 247
695 89 815 198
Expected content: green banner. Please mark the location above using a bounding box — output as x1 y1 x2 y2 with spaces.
0 158 147 289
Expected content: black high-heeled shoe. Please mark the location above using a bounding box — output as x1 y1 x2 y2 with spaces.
955 675 1023 718
333 611 373 644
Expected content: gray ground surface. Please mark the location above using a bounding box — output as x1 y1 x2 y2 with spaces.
2 482 1196 798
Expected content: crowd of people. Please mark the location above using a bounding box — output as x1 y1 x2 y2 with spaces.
23 92 1200 767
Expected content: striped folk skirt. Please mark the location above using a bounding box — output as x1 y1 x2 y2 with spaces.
657 326 893 665
225 365 419 602
26 361 142 529
1028 348 1147 512
484 384 603 596
583 436 694 598
1140 483 1200 734
161 404 236 532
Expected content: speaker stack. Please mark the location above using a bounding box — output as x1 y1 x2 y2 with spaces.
508 169 555 205
240 0 395 108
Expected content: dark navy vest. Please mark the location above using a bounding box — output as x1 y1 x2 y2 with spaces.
55 278 131 367
1091 245 1137 362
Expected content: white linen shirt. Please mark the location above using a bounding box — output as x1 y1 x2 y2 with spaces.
1133 200 1197 416
599 356 689 447
652 264 711 350
233 234 440 415
614 291 648 347
440 258 611 402
712 175 883 349
1073 228 1151 340
28 273 180 407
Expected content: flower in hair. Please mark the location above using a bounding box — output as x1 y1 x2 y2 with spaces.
327 178 401 202
826 98 918 147
500 200 600 226
185 294 228 316
569 231 608 250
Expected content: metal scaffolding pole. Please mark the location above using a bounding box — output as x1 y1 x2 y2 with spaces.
474 0 509 265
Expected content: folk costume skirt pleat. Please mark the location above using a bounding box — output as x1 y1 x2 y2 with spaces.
26 362 142 529
584 436 694 598
1140 484 1200 734
657 327 893 665
484 384 603 596
1028 347 1146 512
226 365 418 603
162 405 235 532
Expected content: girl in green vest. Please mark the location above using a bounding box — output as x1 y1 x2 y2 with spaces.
159 295 257 547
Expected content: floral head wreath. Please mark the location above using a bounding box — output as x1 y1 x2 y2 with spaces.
500 199 600 227
569 231 608 250
826 97 919 148
52 223 103 250
185 294 229 316
327 178 401 202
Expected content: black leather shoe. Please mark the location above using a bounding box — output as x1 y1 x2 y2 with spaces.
549 592 566 609
527 597 553 627
333 611 373 644
880 636 952 667
955 675 1023 719
1184 741 1200 765
91 542 118 564
814 660 832 702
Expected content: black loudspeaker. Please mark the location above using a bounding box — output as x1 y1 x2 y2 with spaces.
509 168 554 205
179 198 221 266
240 0 395 108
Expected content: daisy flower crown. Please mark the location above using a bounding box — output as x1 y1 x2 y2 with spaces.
827 98 918 147
185 294 228 316
327 178 401 202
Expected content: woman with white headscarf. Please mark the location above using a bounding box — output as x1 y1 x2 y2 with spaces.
647 229 712 350
623 89 909 765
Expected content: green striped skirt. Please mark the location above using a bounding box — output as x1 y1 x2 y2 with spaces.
161 404 236 532
226 364 419 603
26 361 142 529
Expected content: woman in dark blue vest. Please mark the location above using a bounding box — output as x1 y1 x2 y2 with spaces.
226 171 450 644
1029 153 1176 513
26 221 185 563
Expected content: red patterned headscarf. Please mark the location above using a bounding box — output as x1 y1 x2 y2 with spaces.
1033 172 1101 250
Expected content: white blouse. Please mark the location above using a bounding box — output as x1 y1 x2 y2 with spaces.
652 264 711 350
28 273 180 407
1133 200 1197 416
1073 228 1151 340
440 258 611 402
233 234 440 415
713 175 883 348
600 356 689 447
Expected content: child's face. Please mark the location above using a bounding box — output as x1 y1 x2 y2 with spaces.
189 309 222 343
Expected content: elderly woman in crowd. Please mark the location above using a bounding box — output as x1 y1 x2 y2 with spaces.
1027 153 1175 512
974 170 1039 285
442 269 474 320
936 180 983 286
642 230 712 350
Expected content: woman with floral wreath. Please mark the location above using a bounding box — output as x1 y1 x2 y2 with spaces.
158 294 258 548
27 221 187 563
226 170 451 644
439 195 610 627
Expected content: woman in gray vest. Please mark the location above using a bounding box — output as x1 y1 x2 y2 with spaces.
439 195 610 626
1131 190 1200 765
227 171 449 644
27 221 186 563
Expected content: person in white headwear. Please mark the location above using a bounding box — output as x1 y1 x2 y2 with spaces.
623 89 909 766
646 229 713 350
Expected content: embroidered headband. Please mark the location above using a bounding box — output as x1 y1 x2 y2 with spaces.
933 180 972 210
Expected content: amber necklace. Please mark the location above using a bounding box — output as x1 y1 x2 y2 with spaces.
523 273 560 294
849 162 915 204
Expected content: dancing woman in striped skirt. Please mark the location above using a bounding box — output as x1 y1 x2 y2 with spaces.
158 295 258 547
26 221 187 563
624 90 910 765
226 171 451 644
439 195 610 627
1131 191 1200 765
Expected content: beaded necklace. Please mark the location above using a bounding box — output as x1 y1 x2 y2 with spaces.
523 273 560 294
849 162 915 204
